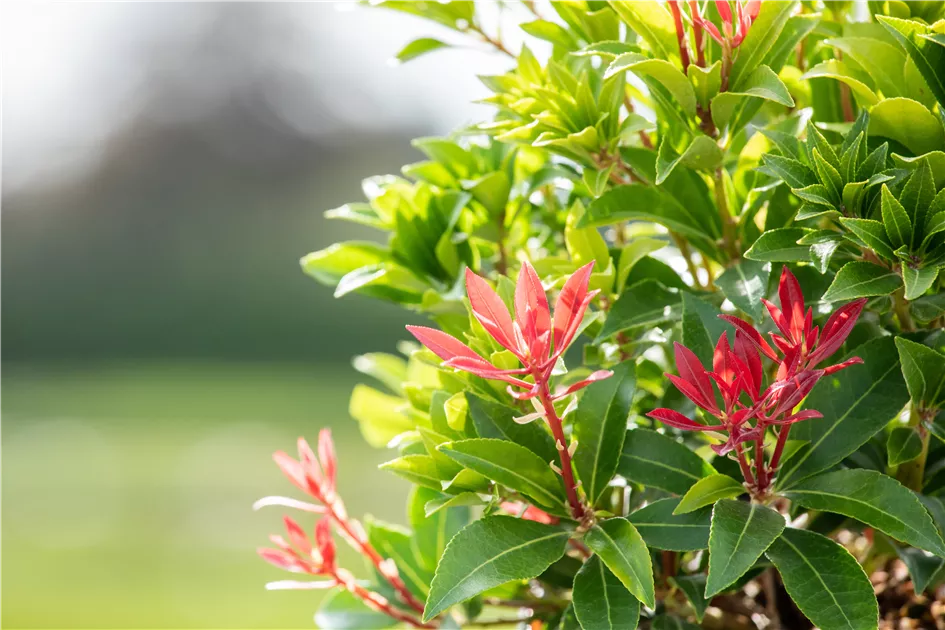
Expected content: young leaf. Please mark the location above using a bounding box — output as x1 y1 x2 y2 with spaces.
606 54 697 115
316 587 398 630
618 429 716 495
394 38 451 63
438 439 566 510
821 261 903 302
801 59 879 106
744 227 811 262
895 337 945 410
837 218 896 261
902 264 939 301
887 426 924 467
765 528 879 630
423 492 485 517
782 469 945 557
584 518 655 609
607 1 678 62
669 574 709 622
705 500 785 597
628 498 711 552
878 15 945 109
675 474 746 515
760 154 817 189
380 455 446 491
423 516 569 621
715 260 771 320
778 337 909 487
655 136 723 184
728 0 798 91
574 362 636 505
881 185 913 250
572 556 641 630
582 184 718 243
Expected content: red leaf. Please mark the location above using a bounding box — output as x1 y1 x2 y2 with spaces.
317 429 337 492
515 261 551 357
284 516 312 555
777 266 806 339
823 356 864 375
762 298 791 340
552 262 595 354
808 298 866 366
552 369 613 400
444 356 532 388
465 268 520 356
772 409 823 425
734 331 762 399
714 0 733 23
674 343 717 412
647 408 723 431
719 315 779 360
668 373 719 415
314 519 335 570
406 325 484 363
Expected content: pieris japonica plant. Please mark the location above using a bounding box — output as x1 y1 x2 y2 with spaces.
258 1 945 628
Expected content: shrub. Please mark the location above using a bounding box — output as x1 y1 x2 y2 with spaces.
258 2 945 628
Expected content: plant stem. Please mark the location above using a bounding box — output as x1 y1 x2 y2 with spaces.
761 569 782 630
768 424 792 479
893 286 916 332
897 405 931 491
334 568 434 628
468 24 514 57
536 378 587 522
734 442 755 487
754 435 768 496
671 233 704 289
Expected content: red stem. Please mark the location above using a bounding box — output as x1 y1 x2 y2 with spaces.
536 378 587 521
734 442 755 487
689 1 706 67
327 504 427 615
768 423 793 478
340 572 435 628
754 432 768 494
668 0 691 72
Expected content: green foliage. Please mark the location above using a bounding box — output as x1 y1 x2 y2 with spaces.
289 2 945 628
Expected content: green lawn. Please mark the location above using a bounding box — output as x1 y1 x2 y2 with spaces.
2 362 410 628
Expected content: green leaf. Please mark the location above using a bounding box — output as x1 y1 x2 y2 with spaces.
572 556 641 630
409 487 470 570
466 394 558 463
423 492 485 517
651 615 701 630
888 426 924 466
805 231 844 275
778 337 910 487
582 184 718 243
674 475 746 515
744 227 811 262
706 500 785 597
350 385 417 448
607 1 678 61
584 518 655 609
669 574 709 622
616 238 666 292
366 518 433 599
821 261 903 302
825 36 909 100
380 455 446 491
838 218 896 261
628 498 711 552
711 65 795 130
598 280 681 338
438 439 565 510
394 38 451 63
520 19 577 49
574 363 636 505
895 337 945 410
606 53 696 115
801 59 878 106
878 16 945 109
316 587 398 630
423 516 569 620
765 528 879 630
656 136 723 184
715 260 770 320
689 62 722 109
869 97 945 156
465 172 511 218
903 264 940 300
729 0 798 90
895 545 945 594
760 154 817 189
618 429 716 495
783 469 945 557
881 185 913 250
302 241 390 285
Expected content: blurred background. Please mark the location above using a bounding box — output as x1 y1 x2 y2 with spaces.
1 3 515 627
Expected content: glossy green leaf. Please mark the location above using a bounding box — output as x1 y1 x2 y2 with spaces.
715 260 770 320
438 439 565 510
628 498 711 551
675 474 746 515
765 528 879 630
881 185 913 250
760 154 817 189
729 1 797 90
574 363 636 505
572 556 641 630
888 426 923 466
783 468 945 557
879 15 945 109
669 574 709 622
778 337 910 487
366 518 433 599
606 53 696 115
825 36 909 99
903 264 940 300
607 1 678 61
618 429 716 495
584 518 655 609
582 184 718 242
380 454 446 491
838 218 896 261
466 394 558 463
896 544 945 594
409 487 470 570
712 65 795 130
656 136 723 184
423 516 569 621
744 227 811 262
598 280 681 338
689 62 721 109
895 337 945 410
821 261 903 302
423 492 485 517
869 97 945 156
801 59 878 106
706 500 785 597
315 587 398 630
